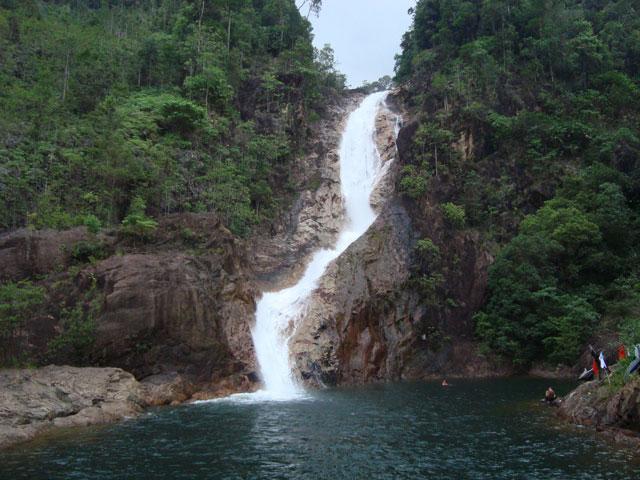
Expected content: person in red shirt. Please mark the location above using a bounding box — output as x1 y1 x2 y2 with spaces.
618 344 626 361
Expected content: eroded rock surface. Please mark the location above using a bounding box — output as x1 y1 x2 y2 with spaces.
559 377 640 434
289 201 414 385
0 227 93 283
0 366 144 449
250 95 364 286
288 92 504 386
91 249 255 380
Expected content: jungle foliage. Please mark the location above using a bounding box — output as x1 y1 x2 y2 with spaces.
0 0 344 237
396 0 640 367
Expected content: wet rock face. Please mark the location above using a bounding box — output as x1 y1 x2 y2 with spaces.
288 93 504 386
250 95 364 286
559 377 640 432
0 366 144 449
289 101 416 386
289 201 414 385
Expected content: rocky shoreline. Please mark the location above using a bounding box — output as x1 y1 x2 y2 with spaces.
558 376 640 446
0 366 145 449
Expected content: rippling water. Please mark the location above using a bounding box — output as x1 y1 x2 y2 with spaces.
1 379 638 479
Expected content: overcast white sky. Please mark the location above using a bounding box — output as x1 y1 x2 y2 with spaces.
308 0 416 87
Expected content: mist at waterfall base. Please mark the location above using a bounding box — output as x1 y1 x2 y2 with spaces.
251 91 390 399
2 379 639 480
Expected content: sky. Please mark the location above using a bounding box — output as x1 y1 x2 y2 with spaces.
308 0 416 87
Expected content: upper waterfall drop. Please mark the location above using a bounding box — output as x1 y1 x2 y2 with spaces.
251 91 392 400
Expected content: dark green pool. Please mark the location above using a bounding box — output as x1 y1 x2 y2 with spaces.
0 379 637 479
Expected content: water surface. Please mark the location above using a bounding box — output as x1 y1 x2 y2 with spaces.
1 379 638 479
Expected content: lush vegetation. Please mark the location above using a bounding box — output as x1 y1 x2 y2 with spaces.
0 0 344 237
396 0 640 367
0 0 347 367
0 281 45 364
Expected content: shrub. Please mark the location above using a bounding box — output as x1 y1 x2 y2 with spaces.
441 202 466 228
0 281 45 364
400 166 428 198
71 240 108 264
415 238 440 265
47 301 98 364
83 214 102 234
121 196 158 241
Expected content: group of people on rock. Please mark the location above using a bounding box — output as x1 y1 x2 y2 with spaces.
441 342 638 407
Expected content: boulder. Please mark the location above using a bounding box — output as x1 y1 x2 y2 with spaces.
559 377 640 432
140 373 194 406
0 227 91 282
0 366 144 449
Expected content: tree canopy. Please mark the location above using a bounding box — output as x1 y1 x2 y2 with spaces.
396 0 640 367
0 0 341 236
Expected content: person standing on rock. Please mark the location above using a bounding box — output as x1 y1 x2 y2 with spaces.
589 345 600 379
599 351 610 378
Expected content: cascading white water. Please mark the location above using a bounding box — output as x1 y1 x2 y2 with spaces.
251 91 391 400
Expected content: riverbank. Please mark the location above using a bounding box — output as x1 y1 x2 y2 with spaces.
4 363 639 453
559 376 640 447
0 365 252 450
0 366 145 449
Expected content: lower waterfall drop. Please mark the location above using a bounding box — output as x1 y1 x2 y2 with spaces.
251 91 392 400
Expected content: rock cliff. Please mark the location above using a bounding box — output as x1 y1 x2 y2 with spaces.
250 95 364 287
0 214 258 393
288 92 506 386
0 94 364 410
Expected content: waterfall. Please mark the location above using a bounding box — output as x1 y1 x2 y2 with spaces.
251 91 391 400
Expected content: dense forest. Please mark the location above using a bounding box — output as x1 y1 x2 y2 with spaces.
0 0 342 237
3 0 640 374
395 0 640 368
0 0 346 366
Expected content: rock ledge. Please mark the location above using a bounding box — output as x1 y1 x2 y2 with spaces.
0 366 144 449
559 377 640 446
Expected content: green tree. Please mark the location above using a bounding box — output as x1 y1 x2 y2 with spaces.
0 281 45 364
121 196 158 241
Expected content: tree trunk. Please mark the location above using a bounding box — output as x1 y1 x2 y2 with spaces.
227 4 232 54
62 51 70 102
197 0 205 57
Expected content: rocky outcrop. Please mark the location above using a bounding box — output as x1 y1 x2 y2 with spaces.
288 92 505 386
289 199 503 386
81 214 257 387
0 366 144 449
370 100 401 209
0 227 94 283
559 377 640 438
289 201 414 385
90 250 255 380
0 213 259 395
250 95 364 286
